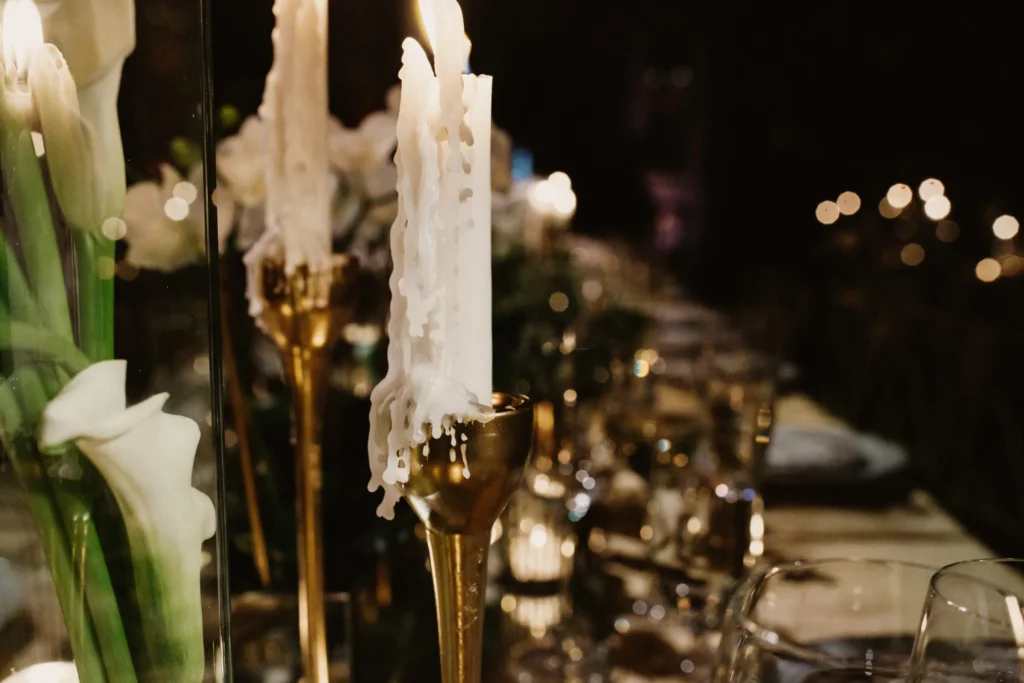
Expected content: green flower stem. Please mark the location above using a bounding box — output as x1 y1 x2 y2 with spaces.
100 237 115 360
0 126 73 341
0 379 109 683
0 231 41 326
39 367 138 683
0 320 91 375
72 231 114 361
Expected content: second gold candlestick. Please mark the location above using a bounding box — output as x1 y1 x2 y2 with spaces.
257 254 358 683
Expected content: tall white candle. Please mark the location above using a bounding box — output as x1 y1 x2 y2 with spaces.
367 0 493 519
244 0 332 315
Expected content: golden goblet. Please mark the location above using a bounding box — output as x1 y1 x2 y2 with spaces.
401 393 534 683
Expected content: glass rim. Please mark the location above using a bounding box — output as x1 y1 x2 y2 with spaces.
730 558 939 665
929 558 1024 621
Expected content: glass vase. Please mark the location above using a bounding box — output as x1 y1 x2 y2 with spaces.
0 0 226 681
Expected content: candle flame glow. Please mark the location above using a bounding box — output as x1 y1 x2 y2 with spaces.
417 0 439 51
415 0 471 65
2 0 44 81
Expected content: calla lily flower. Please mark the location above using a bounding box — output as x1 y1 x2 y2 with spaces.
29 43 124 235
122 164 234 271
38 360 216 683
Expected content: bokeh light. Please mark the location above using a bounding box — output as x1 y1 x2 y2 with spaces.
887 184 914 210
837 191 861 216
1002 255 1024 277
548 292 569 312
879 198 902 219
816 201 840 225
976 258 1001 283
164 197 190 221
918 178 945 202
923 195 951 221
900 243 925 266
993 215 1020 240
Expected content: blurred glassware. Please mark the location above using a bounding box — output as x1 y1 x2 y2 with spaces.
504 486 576 585
500 584 606 683
501 593 573 641
909 558 1024 683
659 349 774 621
505 630 608 683
645 416 704 556
715 559 936 683
231 591 353 683
609 607 717 681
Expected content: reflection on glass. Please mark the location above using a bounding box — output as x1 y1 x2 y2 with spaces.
1 0 223 679
504 489 575 584
910 558 1024 683
715 559 936 683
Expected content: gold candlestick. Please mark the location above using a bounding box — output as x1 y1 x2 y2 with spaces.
401 393 534 683
257 254 359 683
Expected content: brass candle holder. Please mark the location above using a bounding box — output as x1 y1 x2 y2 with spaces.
257 254 359 683
401 394 534 683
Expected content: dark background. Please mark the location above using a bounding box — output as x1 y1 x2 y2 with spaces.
209 0 1024 554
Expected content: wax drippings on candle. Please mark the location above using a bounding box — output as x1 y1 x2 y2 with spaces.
246 0 332 317
368 1 493 519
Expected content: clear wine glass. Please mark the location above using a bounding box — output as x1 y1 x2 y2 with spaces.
714 559 937 683
910 558 1024 683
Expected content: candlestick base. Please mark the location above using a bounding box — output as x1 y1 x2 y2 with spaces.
401 393 533 683
256 254 359 683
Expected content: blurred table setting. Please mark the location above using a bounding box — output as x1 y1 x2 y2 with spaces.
274 234 999 683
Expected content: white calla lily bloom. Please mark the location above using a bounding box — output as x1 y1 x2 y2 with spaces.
38 360 215 683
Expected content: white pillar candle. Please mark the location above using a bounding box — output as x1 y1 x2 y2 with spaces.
367 0 493 519
245 0 332 315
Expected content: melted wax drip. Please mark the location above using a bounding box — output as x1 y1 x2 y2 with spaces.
367 36 488 519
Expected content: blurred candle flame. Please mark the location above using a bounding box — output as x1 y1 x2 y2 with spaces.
416 0 472 69
2 0 44 80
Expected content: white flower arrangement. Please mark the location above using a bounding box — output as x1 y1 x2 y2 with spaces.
122 106 401 272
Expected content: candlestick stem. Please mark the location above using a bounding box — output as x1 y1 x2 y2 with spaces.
257 255 358 683
402 393 533 683
286 341 330 683
426 530 489 683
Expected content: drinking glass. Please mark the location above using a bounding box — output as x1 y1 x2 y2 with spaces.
909 558 1024 683
671 349 774 612
715 559 937 683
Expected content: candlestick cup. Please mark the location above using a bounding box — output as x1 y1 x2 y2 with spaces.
257 254 359 683
401 393 534 683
